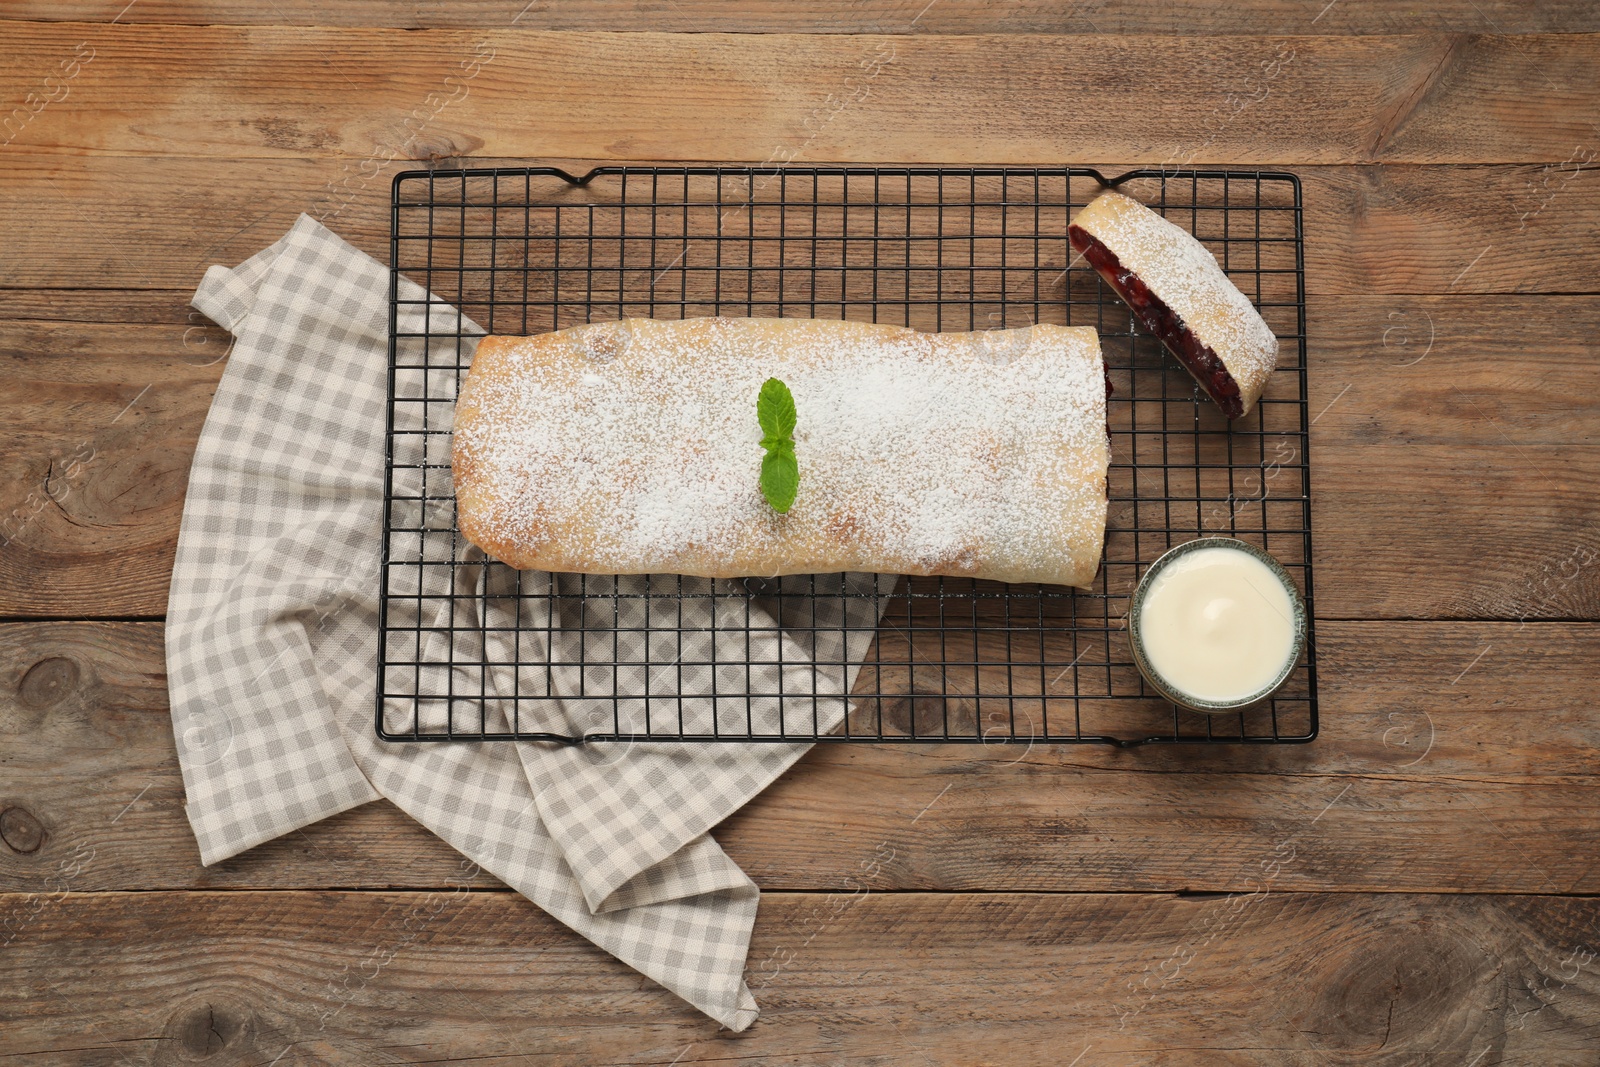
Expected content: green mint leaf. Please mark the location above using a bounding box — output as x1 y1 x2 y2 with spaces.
756 377 799 513
760 446 799 514
757 377 797 442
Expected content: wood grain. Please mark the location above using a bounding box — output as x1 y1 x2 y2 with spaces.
3 11 1596 1056
0 321 219 618
5 297 1596 619
10 1 1600 35
4 888 1598 1064
4 620 1599 896
0 288 194 325
2 156 1596 296
3 25 1600 164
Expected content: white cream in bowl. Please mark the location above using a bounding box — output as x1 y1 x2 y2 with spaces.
1129 538 1305 712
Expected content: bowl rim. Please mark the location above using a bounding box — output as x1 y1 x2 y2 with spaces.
1126 536 1309 714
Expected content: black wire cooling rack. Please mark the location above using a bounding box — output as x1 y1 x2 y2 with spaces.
378 165 1316 746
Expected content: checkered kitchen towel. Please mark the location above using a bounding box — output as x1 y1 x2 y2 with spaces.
167 214 890 1029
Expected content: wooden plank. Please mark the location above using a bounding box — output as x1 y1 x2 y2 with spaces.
1312 445 1600 621
1199 292 1599 621
0 321 221 618
1308 294 1600 619
4 620 1599 896
0 288 194 324
1311 297 1600 448
3 888 1597 1062
5 296 1596 619
8 1 1600 34
1306 164 1600 297
3 25 1600 163
2 156 1597 295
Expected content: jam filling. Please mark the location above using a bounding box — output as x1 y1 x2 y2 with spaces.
1068 225 1244 420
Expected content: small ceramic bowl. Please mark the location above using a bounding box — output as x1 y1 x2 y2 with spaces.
1127 537 1308 714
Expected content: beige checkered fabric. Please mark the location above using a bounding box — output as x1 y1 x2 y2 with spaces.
168 215 890 1029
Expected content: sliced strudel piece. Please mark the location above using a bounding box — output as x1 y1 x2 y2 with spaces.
1069 191 1278 419
453 316 1109 587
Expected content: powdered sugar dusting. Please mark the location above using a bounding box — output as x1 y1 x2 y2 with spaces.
1077 192 1278 403
453 317 1108 586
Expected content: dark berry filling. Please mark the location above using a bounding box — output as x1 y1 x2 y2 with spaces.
1068 225 1244 420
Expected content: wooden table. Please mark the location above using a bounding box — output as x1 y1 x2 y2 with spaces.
4 4 1599 1063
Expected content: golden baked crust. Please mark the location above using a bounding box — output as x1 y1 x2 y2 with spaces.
453 317 1108 587
1071 191 1278 418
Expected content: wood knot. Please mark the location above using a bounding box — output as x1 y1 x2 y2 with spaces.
405 130 486 162
0 806 46 853
18 656 80 709
163 994 258 1062
1304 915 1486 1055
866 688 978 738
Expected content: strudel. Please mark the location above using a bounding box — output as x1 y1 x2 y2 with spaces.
453 316 1109 587
1069 191 1278 419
